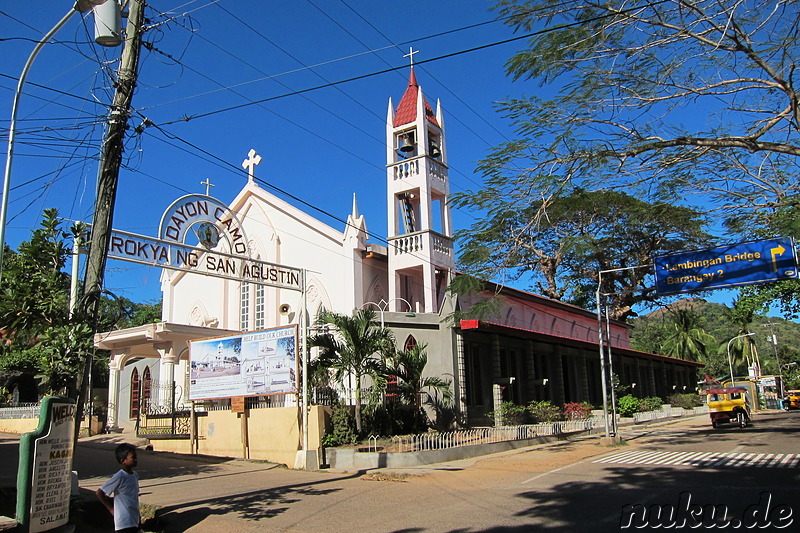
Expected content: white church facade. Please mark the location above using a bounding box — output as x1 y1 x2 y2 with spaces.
95 68 702 465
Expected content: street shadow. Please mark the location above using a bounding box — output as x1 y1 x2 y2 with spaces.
155 472 360 531
511 463 800 532
74 442 258 484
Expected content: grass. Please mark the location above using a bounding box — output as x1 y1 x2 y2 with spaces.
361 472 414 482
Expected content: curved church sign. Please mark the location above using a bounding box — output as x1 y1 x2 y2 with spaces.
104 193 302 291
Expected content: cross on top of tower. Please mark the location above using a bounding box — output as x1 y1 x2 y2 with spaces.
200 177 215 196
403 47 419 67
242 149 262 183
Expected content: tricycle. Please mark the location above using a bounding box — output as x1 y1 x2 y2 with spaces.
784 390 800 411
704 387 751 428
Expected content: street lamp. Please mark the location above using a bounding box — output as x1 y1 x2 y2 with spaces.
360 298 416 328
0 1 120 282
727 332 756 386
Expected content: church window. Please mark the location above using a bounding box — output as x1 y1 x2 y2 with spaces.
240 282 250 331
404 335 417 351
129 368 140 419
142 366 152 411
254 284 265 330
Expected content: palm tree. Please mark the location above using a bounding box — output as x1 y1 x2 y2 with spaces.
309 308 394 433
388 342 453 408
660 309 717 362
386 343 453 431
720 298 761 375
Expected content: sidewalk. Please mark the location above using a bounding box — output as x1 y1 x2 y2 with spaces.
1 412 721 532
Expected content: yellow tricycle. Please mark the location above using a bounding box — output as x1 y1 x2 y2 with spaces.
784 390 800 411
704 387 751 429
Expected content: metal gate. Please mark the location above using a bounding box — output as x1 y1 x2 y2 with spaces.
135 382 191 439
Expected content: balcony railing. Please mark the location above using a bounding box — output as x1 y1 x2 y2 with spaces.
389 157 447 187
389 231 452 259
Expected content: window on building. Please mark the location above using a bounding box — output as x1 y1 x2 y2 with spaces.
254 284 265 330
404 335 417 351
142 366 152 412
130 368 140 419
240 282 250 331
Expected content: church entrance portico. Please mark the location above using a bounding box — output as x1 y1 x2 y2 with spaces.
96 322 240 433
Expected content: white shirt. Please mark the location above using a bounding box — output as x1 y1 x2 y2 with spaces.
99 469 140 530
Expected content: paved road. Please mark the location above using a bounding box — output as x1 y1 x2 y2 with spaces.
3 410 799 532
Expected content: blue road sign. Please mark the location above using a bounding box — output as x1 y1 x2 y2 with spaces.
654 237 798 295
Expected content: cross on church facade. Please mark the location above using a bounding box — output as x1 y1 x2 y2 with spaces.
404 47 419 67
242 148 262 183
200 178 215 196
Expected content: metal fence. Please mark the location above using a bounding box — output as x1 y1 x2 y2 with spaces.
390 418 602 453
0 403 40 419
633 406 708 424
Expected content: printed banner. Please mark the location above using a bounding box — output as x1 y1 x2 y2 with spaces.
189 325 298 400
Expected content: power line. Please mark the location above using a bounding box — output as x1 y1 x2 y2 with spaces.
200 2 485 192
155 0 667 126
0 72 110 110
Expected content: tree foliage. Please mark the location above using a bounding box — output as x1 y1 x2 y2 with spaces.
0 209 148 399
630 298 800 378
661 309 717 362
0 209 72 346
387 342 453 406
0 209 89 397
717 297 760 371
451 188 708 319
386 342 453 429
455 0 800 317
487 0 800 220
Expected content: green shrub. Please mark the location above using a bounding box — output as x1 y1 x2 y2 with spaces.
563 402 592 420
528 401 562 423
389 403 426 434
640 396 663 412
323 404 357 446
617 395 640 417
488 402 528 426
362 405 392 436
667 393 701 409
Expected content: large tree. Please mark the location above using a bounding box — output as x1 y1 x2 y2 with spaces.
455 0 800 315
0 210 151 400
0 209 90 398
486 0 799 217
451 188 709 319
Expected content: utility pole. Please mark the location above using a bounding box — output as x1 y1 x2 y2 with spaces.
83 0 145 305
76 0 146 438
764 322 785 396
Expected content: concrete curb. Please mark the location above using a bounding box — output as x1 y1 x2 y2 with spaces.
325 429 600 472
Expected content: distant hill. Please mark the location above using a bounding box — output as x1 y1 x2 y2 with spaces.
629 298 800 377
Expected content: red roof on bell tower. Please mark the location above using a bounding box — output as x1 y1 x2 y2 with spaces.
392 67 440 128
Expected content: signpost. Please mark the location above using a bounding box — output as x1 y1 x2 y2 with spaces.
16 397 76 533
654 237 797 295
105 228 302 290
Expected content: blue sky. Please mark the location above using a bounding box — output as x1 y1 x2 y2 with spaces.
1 0 527 303
0 0 774 320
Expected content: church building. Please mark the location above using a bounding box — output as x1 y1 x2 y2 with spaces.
95 68 701 464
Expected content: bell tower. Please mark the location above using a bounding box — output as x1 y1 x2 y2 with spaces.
386 66 454 313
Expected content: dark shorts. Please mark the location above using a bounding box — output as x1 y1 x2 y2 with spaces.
116 528 139 533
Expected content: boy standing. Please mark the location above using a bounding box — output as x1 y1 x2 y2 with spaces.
96 443 140 533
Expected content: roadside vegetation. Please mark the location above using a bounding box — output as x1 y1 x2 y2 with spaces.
309 308 456 446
